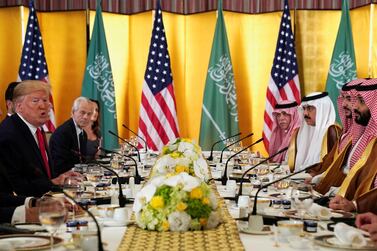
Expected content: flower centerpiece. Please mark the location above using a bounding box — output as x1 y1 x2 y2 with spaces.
133 172 222 231
152 138 210 181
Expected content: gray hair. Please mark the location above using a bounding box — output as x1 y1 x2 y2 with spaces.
72 96 91 113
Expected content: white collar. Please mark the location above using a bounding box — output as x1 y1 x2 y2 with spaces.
73 119 83 136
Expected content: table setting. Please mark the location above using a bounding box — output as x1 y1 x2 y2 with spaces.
1 140 376 251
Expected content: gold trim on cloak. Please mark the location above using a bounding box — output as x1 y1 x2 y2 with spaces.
337 138 377 198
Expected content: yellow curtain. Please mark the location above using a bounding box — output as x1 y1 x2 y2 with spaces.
0 5 374 154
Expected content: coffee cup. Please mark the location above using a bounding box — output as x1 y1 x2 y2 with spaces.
113 207 130 223
97 204 118 218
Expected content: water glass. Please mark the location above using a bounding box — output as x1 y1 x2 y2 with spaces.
38 197 66 251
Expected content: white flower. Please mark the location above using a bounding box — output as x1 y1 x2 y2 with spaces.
168 211 191 232
133 183 156 213
183 149 199 161
176 157 190 167
154 155 176 175
164 172 201 192
193 157 210 182
205 211 221 229
178 141 194 153
150 175 166 187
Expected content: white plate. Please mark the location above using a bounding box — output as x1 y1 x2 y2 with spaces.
101 219 134 227
239 225 271 235
0 234 63 250
14 224 46 232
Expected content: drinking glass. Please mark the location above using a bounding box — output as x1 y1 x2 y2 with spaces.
62 176 84 219
38 197 66 251
290 183 313 220
86 166 104 198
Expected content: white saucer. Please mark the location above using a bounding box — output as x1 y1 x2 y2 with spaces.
239 225 271 235
101 219 134 227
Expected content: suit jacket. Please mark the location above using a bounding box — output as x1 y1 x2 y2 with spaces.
0 114 53 197
49 118 87 176
0 192 26 223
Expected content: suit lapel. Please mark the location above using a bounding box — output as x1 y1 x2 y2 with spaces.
69 119 80 152
13 115 49 177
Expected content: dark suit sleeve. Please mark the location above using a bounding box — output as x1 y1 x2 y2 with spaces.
0 193 26 224
0 207 17 223
0 132 53 197
49 123 79 177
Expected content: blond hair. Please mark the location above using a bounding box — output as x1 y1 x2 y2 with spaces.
13 80 50 103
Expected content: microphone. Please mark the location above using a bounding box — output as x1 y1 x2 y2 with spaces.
236 147 289 202
207 132 242 161
251 162 318 216
108 130 141 162
90 162 131 207
61 190 104 251
221 137 263 185
219 132 253 163
99 147 143 184
122 124 148 152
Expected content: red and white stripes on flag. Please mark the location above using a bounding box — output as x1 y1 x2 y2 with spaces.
18 0 55 132
137 3 179 151
262 0 301 151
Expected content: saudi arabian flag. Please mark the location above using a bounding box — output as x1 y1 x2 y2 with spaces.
199 0 240 151
325 0 357 123
82 0 119 149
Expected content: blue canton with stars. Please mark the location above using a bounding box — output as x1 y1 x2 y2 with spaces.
271 3 298 89
144 4 173 95
19 0 48 81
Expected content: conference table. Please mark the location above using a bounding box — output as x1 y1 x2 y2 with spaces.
15 150 372 251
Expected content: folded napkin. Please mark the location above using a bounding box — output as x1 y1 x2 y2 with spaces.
308 203 331 219
334 222 367 247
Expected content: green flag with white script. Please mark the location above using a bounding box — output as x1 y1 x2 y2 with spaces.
199 0 240 151
325 0 357 123
82 0 119 149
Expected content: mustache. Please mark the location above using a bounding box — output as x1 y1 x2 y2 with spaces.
343 106 351 112
304 115 311 119
354 109 361 116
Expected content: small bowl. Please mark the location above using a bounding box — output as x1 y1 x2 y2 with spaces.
97 204 119 218
277 220 303 237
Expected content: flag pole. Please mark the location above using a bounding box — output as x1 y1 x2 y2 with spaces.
293 0 297 39
85 0 90 53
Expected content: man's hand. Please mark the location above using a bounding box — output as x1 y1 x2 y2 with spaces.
25 207 40 223
51 170 84 185
356 213 377 247
329 195 356 212
356 212 377 228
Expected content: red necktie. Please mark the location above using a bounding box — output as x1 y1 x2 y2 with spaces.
36 128 51 179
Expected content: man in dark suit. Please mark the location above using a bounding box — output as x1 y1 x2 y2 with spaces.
4 81 20 117
0 80 80 197
0 143 40 224
50 97 93 176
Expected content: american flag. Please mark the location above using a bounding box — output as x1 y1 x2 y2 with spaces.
137 2 179 151
262 0 301 150
18 0 55 132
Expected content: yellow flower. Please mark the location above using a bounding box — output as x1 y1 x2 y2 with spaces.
181 138 191 143
202 197 210 205
162 146 169 154
199 218 207 226
175 165 188 173
166 172 175 178
162 220 170 231
176 202 187 211
150 196 164 209
170 152 181 159
190 187 203 199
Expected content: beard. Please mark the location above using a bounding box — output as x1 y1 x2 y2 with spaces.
354 109 371 126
